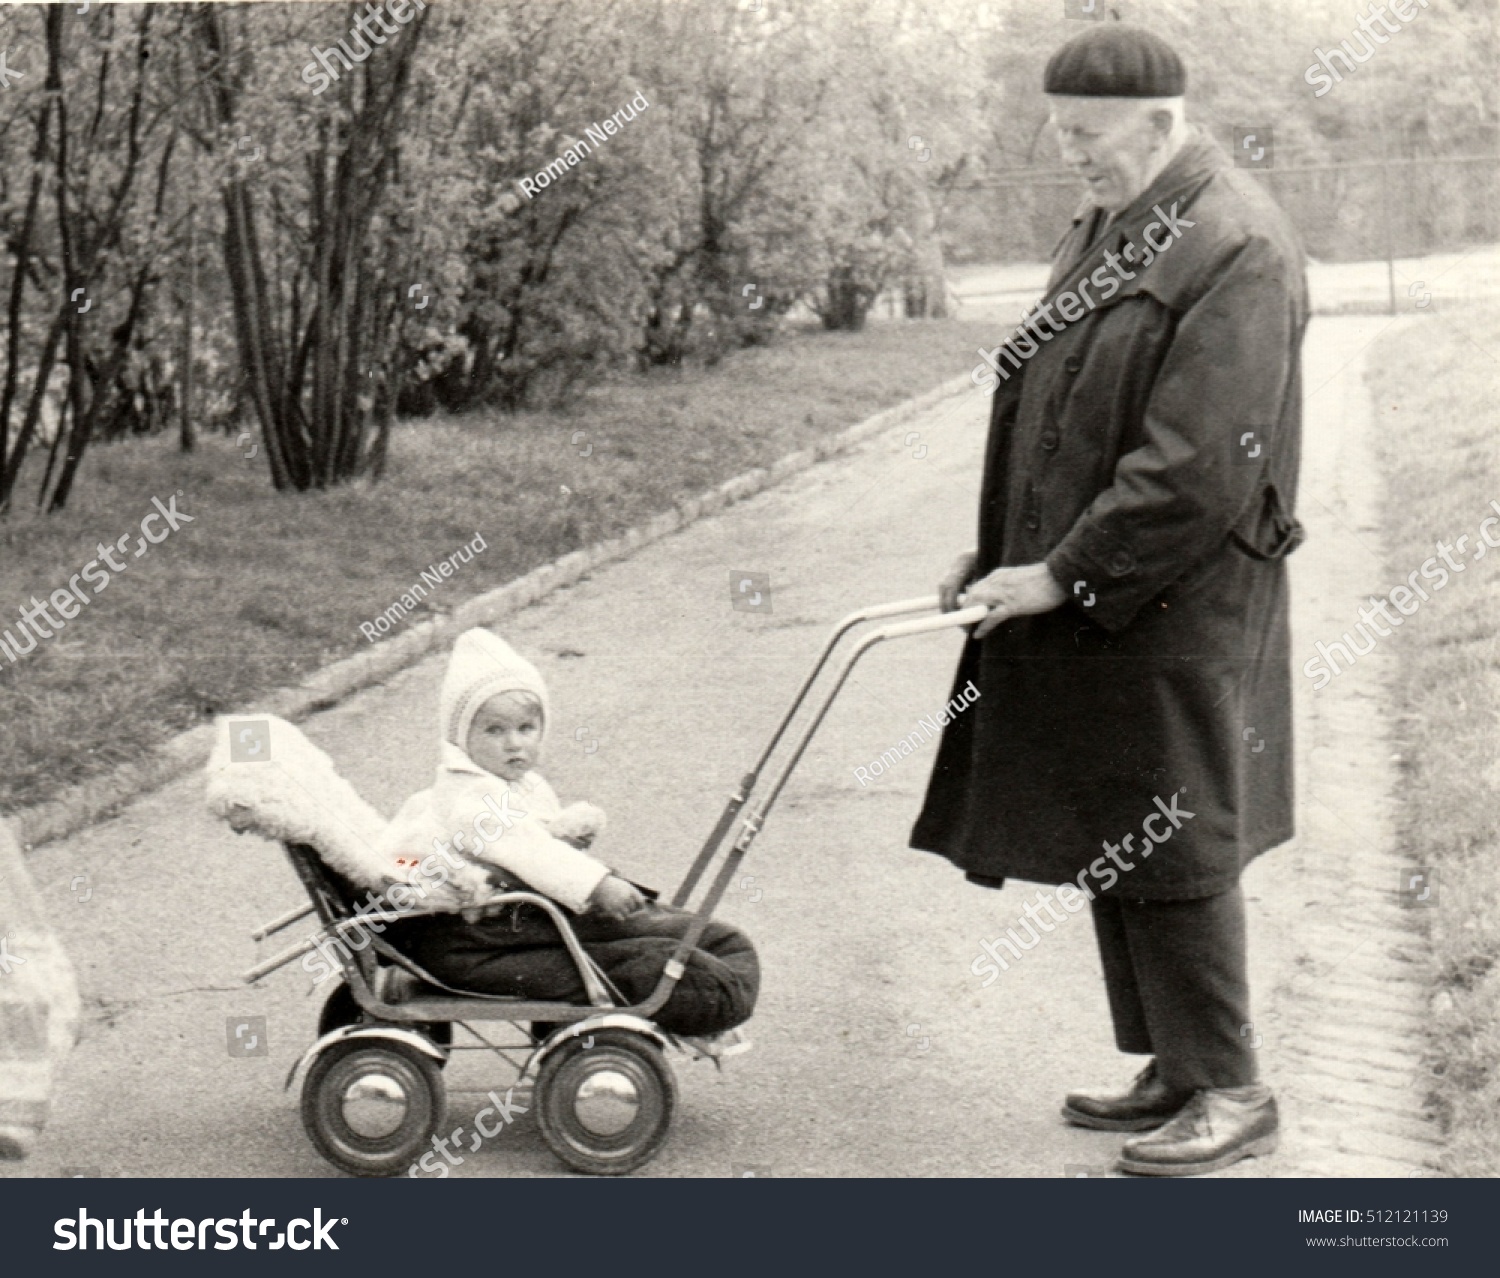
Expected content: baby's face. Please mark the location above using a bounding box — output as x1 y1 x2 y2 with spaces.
465 693 542 782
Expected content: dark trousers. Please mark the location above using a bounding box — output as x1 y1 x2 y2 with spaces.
389 902 759 1038
1089 884 1257 1092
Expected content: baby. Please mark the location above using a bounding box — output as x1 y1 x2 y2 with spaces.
377 627 759 1042
377 627 631 918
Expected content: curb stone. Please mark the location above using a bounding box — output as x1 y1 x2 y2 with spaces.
9 372 971 852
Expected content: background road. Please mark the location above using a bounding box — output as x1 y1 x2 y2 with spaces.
7 312 1434 1177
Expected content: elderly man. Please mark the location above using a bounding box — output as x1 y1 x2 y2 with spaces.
912 24 1306 1176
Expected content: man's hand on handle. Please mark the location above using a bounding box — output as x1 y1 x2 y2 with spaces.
939 556 1067 638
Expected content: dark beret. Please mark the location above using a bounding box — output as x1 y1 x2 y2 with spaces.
1044 24 1186 98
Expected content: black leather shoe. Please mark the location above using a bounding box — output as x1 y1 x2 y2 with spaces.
1117 1085 1278 1176
1062 1060 1193 1132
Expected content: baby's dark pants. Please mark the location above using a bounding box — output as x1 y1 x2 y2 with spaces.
388 901 759 1037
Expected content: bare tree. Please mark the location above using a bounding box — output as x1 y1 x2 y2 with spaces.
1 4 181 513
196 1 428 491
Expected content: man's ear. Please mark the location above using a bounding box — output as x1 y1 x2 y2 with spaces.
1146 107 1176 141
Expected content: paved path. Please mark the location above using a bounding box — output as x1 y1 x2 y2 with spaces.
1223 315 1443 1177
5 316 1443 1177
951 245 1500 320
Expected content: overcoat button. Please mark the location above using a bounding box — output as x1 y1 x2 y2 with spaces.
1108 551 1134 576
1040 431 1059 451
1064 356 1083 374
1025 514 1041 532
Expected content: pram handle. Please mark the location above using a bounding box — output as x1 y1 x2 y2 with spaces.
749 594 941 780
741 603 991 830
670 594 945 909
639 601 990 1020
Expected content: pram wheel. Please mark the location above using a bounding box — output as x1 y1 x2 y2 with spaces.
535 1029 676 1175
301 1038 446 1177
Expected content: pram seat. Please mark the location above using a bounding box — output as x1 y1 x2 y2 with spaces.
208 713 678 1178
205 714 620 1015
280 836 619 1024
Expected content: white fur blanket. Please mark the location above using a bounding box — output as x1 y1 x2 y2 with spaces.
204 715 472 910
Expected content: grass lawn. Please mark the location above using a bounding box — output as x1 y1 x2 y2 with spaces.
0 318 996 815
1366 304 1500 1176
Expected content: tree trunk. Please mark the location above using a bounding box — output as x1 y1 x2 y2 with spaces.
41 4 162 512
903 181 952 319
179 204 197 453
822 268 871 331
197 3 427 491
0 65 56 511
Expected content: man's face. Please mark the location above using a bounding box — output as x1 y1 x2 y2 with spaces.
1048 96 1171 212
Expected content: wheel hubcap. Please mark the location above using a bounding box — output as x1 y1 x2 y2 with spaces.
574 1068 641 1136
341 1071 410 1139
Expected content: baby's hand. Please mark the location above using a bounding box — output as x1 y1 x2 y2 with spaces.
588 874 645 920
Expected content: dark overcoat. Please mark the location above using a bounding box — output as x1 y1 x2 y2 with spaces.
911 131 1307 900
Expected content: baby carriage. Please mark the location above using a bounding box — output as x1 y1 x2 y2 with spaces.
213 596 986 1177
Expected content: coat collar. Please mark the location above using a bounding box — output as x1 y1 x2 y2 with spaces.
1049 126 1226 287
1043 127 1228 317
984 126 1229 380
437 740 543 793
439 740 507 782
